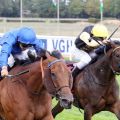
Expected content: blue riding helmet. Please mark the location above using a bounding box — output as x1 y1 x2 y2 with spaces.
18 27 36 44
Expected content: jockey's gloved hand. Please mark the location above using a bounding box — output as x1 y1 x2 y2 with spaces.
102 39 111 45
1 66 8 77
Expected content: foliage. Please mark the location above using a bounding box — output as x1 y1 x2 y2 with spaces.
84 0 100 18
0 0 120 18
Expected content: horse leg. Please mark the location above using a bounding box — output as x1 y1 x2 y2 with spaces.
84 104 93 120
107 101 120 120
0 117 3 120
52 101 64 118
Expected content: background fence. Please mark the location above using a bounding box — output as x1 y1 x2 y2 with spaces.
0 17 120 38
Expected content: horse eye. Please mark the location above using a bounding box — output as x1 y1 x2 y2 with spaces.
51 73 56 80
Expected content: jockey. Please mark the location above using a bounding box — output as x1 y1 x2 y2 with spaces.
0 27 44 77
72 24 109 78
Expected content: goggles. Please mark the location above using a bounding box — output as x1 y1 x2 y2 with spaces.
92 37 106 41
19 42 32 48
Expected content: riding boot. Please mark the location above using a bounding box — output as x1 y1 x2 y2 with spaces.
72 67 80 79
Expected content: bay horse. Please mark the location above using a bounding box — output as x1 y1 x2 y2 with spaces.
0 51 73 120
52 42 120 120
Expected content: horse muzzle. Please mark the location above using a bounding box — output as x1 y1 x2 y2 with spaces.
57 94 73 109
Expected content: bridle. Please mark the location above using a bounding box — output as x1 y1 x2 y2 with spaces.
87 45 120 86
7 58 71 96
47 59 71 96
104 45 120 75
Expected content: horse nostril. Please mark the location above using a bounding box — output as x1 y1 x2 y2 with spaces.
61 99 68 103
61 99 72 109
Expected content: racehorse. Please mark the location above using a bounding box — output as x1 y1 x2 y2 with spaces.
0 51 73 120
52 42 120 120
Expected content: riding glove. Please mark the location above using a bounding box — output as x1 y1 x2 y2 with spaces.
1 66 8 77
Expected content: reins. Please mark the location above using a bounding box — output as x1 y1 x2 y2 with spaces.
47 59 70 94
40 57 44 79
6 69 30 79
47 59 65 68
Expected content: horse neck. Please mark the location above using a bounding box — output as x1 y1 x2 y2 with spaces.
90 50 115 83
26 61 44 94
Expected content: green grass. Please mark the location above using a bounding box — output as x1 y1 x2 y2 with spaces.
52 75 120 120
52 99 117 120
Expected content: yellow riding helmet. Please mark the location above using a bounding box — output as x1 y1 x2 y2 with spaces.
91 24 109 38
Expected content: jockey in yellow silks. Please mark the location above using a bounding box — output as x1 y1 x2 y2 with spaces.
71 24 109 78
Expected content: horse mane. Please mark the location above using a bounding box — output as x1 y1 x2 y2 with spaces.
51 50 63 59
112 40 120 45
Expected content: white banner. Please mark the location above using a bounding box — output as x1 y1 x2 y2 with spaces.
37 35 75 53
0 33 120 59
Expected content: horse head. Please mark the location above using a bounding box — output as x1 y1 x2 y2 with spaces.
108 42 120 74
41 50 73 109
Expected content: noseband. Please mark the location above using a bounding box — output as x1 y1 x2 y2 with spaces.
48 59 70 95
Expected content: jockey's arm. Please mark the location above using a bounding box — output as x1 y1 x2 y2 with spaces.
94 44 111 55
33 39 47 57
80 32 103 47
0 35 16 76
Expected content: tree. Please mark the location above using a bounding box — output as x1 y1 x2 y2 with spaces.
0 0 14 17
84 0 100 18
68 0 84 18
30 0 56 18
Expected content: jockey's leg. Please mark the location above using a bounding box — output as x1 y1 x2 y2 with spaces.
72 51 92 78
14 47 37 64
89 51 98 63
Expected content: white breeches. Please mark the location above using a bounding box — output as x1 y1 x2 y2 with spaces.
70 47 92 69
0 46 37 68
14 47 37 61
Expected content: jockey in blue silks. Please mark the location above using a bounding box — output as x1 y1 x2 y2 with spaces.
0 27 44 77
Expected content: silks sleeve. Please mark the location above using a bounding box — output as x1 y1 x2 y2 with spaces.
0 35 16 67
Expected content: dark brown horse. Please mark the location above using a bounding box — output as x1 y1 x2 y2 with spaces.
52 43 120 120
0 51 73 120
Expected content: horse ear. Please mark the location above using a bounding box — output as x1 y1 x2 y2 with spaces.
110 41 116 48
45 51 51 58
51 50 64 59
